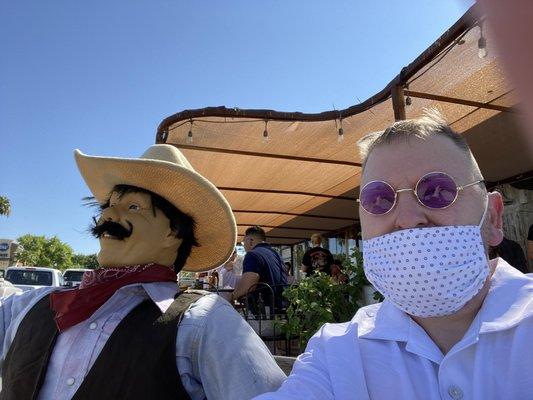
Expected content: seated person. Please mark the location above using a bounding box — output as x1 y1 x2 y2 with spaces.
301 233 334 276
330 259 348 284
285 262 296 285
217 249 241 289
232 226 288 313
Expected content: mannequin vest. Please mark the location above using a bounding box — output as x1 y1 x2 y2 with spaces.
1 291 204 400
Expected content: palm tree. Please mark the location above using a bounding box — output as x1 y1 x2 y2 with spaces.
0 196 11 217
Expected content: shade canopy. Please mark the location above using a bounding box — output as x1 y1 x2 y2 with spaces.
156 4 533 245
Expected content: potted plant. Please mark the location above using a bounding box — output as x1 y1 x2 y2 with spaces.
345 247 384 305
282 246 383 349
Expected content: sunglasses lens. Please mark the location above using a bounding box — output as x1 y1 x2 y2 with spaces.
360 181 396 214
416 173 458 209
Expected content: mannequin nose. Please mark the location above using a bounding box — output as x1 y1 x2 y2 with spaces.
100 205 120 223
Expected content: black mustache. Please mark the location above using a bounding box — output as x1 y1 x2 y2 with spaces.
91 220 133 240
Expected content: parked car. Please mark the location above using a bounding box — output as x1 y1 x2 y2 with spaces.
5 266 64 292
62 268 91 287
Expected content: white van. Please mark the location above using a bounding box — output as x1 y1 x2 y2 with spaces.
63 268 91 287
5 266 64 292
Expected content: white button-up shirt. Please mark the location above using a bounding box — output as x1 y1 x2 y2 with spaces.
0 282 286 400
256 259 533 400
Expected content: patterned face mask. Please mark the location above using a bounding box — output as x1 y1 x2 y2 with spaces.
362 198 489 317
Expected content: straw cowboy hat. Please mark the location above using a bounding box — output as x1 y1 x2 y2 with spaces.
74 144 237 272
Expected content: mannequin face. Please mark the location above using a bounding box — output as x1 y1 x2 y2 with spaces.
96 191 182 268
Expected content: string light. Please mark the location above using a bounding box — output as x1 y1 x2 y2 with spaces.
187 120 194 144
338 117 344 143
478 22 487 59
263 120 269 143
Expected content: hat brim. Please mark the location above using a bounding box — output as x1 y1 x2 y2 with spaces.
75 149 236 272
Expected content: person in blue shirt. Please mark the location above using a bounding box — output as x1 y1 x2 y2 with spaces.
232 226 288 311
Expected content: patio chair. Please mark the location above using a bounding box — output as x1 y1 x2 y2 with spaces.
242 283 292 356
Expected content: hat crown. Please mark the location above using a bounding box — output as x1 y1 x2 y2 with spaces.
140 144 195 171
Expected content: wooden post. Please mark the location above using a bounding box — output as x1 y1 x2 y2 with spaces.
290 245 295 276
391 85 406 121
345 229 349 259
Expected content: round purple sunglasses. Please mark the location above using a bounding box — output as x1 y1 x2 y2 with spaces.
357 171 484 215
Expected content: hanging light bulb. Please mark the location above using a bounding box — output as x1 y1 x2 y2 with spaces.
478 23 487 59
161 129 169 142
263 120 269 143
187 120 193 144
338 118 344 143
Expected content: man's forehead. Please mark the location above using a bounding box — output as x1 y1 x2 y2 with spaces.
361 135 474 184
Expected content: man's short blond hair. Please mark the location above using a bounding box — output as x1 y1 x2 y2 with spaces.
357 109 476 171
311 233 323 245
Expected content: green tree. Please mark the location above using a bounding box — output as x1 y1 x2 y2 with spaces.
0 196 11 217
15 234 74 270
72 253 99 269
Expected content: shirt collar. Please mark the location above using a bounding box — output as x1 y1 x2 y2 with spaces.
356 258 532 361
143 282 179 313
477 258 533 334
357 300 444 362
113 281 179 313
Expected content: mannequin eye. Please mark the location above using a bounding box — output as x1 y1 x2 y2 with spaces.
128 203 141 211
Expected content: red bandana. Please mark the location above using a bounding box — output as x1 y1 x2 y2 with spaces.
50 263 177 332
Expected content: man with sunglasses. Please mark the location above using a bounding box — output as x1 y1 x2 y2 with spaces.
256 111 533 400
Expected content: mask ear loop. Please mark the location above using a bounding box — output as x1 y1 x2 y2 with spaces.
478 195 489 228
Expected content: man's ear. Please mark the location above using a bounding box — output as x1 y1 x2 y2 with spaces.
486 191 504 247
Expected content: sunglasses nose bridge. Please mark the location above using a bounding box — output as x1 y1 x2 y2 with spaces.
395 188 414 194
395 188 418 204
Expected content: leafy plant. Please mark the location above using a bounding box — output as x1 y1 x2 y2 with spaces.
341 247 384 302
72 253 99 269
0 196 11 217
282 247 375 347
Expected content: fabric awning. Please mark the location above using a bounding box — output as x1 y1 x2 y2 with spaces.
156 4 532 245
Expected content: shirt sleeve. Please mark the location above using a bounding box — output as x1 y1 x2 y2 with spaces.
177 294 286 400
0 287 53 373
243 252 261 274
254 326 336 400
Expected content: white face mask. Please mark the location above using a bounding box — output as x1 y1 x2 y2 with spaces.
362 198 489 318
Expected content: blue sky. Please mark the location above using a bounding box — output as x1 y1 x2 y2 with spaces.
0 0 474 255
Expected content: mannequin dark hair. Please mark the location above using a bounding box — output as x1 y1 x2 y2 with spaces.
98 184 199 273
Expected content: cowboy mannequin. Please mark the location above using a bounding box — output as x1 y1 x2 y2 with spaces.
0 145 285 399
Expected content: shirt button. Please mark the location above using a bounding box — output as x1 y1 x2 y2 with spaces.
66 377 76 386
448 385 463 400
89 322 98 330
